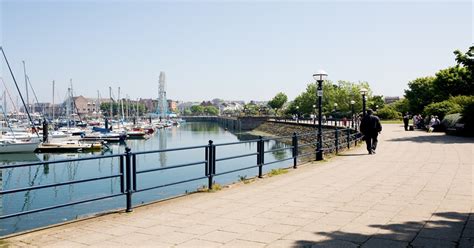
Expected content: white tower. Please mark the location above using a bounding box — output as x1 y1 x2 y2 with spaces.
156 72 168 118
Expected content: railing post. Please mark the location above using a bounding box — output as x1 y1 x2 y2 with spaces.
125 147 133 212
257 136 263 178
119 155 125 194
207 140 215 190
335 128 339 154
292 132 298 168
347 128 351 149
132 154 137 191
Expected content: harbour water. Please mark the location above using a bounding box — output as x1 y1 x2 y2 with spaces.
0 122 293 236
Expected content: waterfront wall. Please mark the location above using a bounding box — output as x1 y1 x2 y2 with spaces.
256 121 358 153
182 116 268 131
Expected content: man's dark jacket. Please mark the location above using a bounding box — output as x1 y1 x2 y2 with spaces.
360 115 382 135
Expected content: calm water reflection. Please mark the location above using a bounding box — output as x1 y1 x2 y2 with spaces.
0 122 292 236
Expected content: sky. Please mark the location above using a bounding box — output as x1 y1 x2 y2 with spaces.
0 0 472 105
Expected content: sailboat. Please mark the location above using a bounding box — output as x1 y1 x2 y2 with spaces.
0 53 41 153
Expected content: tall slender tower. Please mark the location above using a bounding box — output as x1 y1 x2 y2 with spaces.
156 72 168 118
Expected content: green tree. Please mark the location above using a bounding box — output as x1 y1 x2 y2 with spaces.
182 108 192 116
376 106 402 120
404 76 436 114
190 105 205 115
454 46 474 77
268 92 288 116
204 106 219 115
286 80 372 117
433 66 473 101
390 98 410 115
242 104 259 116
368 95 385 111
423 101 462 120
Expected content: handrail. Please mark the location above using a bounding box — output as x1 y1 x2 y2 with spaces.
0 124 362 233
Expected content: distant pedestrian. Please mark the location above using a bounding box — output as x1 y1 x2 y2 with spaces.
360 109 382 155
403 112 410 131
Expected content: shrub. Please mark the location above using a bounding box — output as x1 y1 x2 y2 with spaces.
376 106 402 120
461 102 474 136
448 95 474 106
442 113 462 129
423 101 462 120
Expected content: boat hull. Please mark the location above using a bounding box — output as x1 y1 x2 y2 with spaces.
0 140 40 153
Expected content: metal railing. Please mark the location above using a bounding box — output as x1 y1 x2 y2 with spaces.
0 127 363 222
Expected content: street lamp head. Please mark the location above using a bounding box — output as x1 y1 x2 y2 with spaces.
334 103 338 107
296 106 299 109
350 100 355 105
312 104 316 108
313 70 328 81
359 88 368 96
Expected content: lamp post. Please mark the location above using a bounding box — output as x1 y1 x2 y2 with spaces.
360 88 368 117
333 103 338 126
296 106 300 123
312 104 316 124
350 100 355 128
313 70 327 161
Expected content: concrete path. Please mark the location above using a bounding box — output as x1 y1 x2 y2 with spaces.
3 124 473 247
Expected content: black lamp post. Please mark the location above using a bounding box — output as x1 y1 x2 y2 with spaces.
333 103 338 126
296 106 300 123
313 70 327 161
360 88 367 117
350 100 355 128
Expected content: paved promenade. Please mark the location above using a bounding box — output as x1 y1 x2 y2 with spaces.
3 124 473 247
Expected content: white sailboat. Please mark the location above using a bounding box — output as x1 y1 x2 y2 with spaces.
0 138 40 153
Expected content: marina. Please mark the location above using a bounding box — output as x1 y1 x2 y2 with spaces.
0 122 294 236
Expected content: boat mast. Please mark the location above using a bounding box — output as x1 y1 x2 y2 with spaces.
0 47 38 137
52 80 55 120
109 86 113 118
96 90 100 118
22 60 29 114
67 87 71 129
118 86 124 122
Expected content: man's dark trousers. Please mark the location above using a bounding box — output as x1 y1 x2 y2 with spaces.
365 133 378 153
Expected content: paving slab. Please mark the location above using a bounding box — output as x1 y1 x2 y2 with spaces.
2 124 472 247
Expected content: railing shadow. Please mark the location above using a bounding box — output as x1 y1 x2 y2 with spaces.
387 134 473 144
293 212 472 247
336 153 370 157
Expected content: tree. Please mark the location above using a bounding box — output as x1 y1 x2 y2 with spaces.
368 95 385 111
454 46 474 77
390 98 410 115
404 76 436 114
376 106 402 120
423 101 462 120
268 92 287 116
204 106 219 116
285 80 372 117
433 66 473 101
242 104 259 116
190 105 204 115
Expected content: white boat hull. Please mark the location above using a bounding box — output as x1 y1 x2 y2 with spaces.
0 140 41 153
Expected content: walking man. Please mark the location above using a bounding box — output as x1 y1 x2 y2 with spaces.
360 109 382 154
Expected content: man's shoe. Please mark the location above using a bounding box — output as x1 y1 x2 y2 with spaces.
371 150 376 154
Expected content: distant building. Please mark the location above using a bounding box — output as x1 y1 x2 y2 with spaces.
384 96 400 104
139 98 157 113
66 96 112 116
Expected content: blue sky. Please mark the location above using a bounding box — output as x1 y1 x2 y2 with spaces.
0 0 472 104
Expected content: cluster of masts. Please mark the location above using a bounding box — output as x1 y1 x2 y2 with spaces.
0 47 184 154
